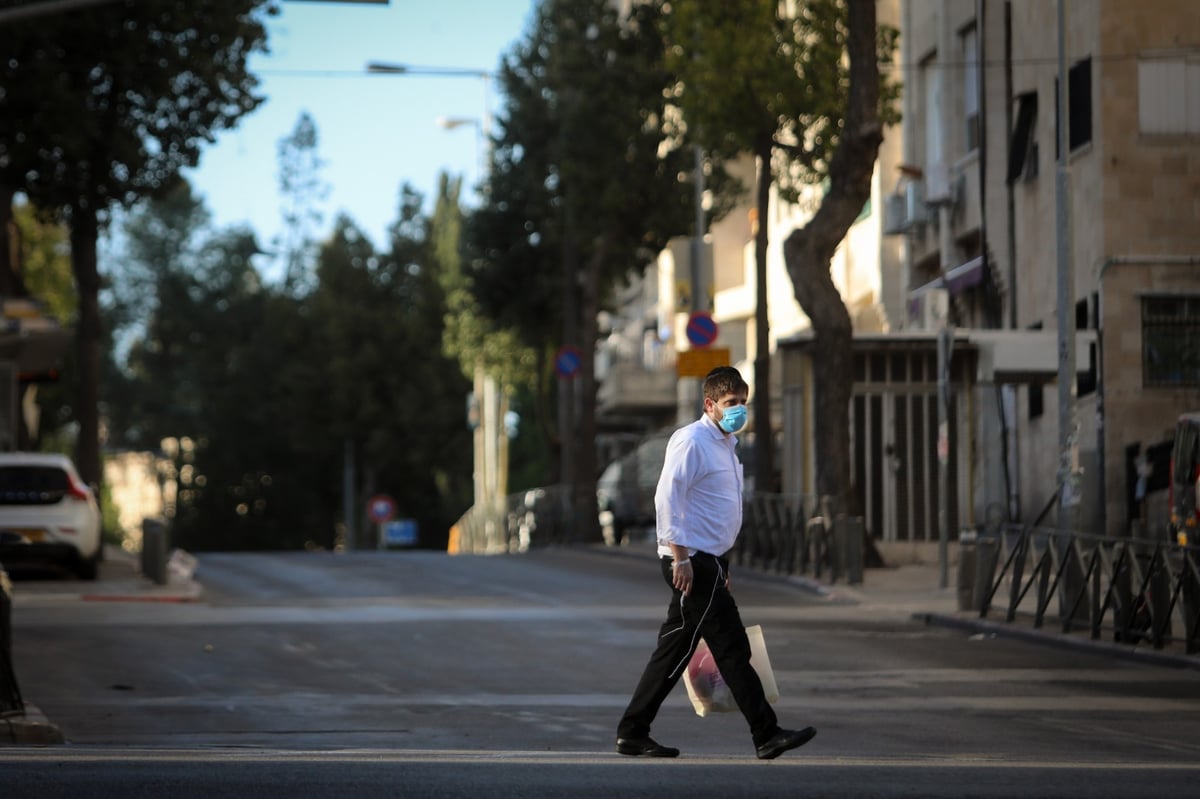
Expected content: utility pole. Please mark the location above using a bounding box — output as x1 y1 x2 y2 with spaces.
936 0 954 590
1055 0 1078 533
680 144 706 424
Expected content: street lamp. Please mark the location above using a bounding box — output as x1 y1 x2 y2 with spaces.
436 116 485 192
366 61 494 194
366 63 491 128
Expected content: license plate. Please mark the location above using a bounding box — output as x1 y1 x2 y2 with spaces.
0 528 45 542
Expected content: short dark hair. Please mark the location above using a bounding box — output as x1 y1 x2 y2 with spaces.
703 366 748 402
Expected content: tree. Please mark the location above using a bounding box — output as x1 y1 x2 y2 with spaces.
663 0 897 494
469 0 701 536
0 0 273 487
12 201 76 325
276 111 329 294
8 200 78 450
311 194 474 549
781 0 896 514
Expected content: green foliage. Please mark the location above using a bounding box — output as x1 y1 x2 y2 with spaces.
0 0 274 217
277 111 329 294
104 176 473 551
11 202 76 324
98 477 124 547
470 0 697 344
663 0 900 202
0 0 274 490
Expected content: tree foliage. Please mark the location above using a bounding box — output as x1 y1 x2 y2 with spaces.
277 111 328 294
780 0 896 513
105 176 473 551
12 202 76 325
470 0 702 522
0 0 274 488
662 0 899 492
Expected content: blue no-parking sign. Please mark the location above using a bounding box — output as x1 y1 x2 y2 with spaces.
555 346 582 378
686 311 719 349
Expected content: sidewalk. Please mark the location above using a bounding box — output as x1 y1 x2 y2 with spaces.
805 558 1200 672
596 538 1200 671
3 545 203 745
9 544 203 606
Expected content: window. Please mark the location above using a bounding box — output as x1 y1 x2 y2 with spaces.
962 24 980 152
1143 295 1200 387
1077 294 1097 397
1007 91 1038 183
1055 57 1093 156
1139 53 1200 135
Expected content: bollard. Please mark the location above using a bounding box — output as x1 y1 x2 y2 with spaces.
141 518 169 586
805 516 827 578
973 536 1000 614
957 529 977 611
0 564 23 715
841 516 865 585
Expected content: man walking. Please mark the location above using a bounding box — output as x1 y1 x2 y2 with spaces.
615 366 816 760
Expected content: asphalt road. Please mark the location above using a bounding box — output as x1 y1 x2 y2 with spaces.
5 547 1200 797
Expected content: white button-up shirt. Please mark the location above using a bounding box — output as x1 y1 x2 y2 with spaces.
655 413 744 558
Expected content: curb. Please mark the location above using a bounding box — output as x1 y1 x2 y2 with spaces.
916 611 1200 672
0 704 64 746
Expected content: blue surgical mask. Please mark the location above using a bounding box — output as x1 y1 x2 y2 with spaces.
717 404 748 434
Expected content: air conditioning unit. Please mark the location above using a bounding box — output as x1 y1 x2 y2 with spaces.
925 162 952 205
922 288 950 329
883 181 931 236
883 192 907 235
905 181 927 226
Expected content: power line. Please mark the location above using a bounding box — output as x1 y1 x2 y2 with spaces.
256 46 1198 82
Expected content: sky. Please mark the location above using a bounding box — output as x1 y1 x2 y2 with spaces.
181 0 537 272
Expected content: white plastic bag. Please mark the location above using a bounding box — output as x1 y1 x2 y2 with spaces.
682 624 778 717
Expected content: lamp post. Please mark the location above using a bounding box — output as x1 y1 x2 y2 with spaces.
366 62 493 189
436 116 486 197
366 61 504 546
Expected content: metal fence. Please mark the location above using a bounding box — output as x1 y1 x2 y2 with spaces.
450 487 864 584
975 524 1200 654
733 493 864 584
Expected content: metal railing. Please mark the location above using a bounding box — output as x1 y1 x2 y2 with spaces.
451 487 864 584
733 493 864 584
976 524 1200 654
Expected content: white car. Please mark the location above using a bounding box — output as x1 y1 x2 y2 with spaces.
0 453 102 579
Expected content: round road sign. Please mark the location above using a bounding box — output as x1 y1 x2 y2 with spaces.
367 494 397 524
555 346 582 378
686 311 719 349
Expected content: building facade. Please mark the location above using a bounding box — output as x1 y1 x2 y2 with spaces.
890 0 1200 538
597 0 1200 549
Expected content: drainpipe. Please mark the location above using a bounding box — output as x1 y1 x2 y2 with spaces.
1096 256 1200 536
936 0 957 590
900 0 916 326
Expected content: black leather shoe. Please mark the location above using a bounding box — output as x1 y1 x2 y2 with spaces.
755 726 817 760
616 736 680 758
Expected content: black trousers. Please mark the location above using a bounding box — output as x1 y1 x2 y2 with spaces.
617 551 779 747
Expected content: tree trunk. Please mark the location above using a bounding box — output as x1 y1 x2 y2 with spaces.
780 0 883 515
69 206 102 488
753 138 774 493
